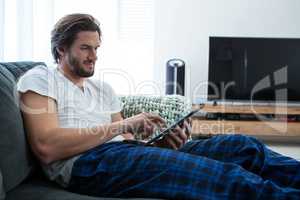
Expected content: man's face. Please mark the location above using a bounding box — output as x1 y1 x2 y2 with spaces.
64 31 101 77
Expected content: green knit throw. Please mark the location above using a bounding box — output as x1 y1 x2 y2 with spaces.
119 95 192 126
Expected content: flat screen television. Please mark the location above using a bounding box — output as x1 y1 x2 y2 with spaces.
208 36 300 103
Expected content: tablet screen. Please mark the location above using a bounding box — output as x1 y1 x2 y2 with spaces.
146 109 200 144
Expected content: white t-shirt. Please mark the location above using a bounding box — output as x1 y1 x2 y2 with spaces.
17 65 124 187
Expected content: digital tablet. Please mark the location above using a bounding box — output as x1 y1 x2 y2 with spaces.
146 109 200 145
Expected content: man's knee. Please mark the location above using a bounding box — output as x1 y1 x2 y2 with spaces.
235 134 263 145
228 134 267 157
224 134 261 143
218 134 265 150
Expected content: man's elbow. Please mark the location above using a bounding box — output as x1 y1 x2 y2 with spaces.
34 142 56 165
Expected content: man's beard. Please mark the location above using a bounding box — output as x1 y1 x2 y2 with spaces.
68 53 95 77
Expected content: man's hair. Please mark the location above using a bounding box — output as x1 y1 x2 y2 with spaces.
51 13 101 63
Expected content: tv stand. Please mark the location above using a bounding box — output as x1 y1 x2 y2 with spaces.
199 112 300 122
207 100 300 107
191 104 300 143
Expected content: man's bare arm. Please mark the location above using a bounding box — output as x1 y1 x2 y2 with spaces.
20 91 128 165
111 112 134 140
20 91 165 165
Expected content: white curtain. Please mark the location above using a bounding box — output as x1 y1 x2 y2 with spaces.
0 0 156 95
0 0 54 63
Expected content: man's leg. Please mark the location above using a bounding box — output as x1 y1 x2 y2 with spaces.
68 141 300 200
180 134 300 189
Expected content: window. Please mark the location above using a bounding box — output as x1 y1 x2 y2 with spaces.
0 0 155 95
97 0 155 95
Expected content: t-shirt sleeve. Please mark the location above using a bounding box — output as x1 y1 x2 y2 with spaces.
17 66 57 100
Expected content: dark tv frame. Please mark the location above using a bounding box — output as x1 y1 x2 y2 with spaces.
207 36 300 104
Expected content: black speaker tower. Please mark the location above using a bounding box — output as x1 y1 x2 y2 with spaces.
166 58 185 95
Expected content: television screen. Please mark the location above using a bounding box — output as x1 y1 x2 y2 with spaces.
208 36 300 102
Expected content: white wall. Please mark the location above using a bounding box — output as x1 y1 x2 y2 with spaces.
154 0 300 103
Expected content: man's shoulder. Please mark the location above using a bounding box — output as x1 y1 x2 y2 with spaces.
21 65 57 79
17 65 59 99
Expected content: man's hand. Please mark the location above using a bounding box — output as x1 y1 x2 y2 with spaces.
121 132 135 140
154 119 192 150
123 112 166 139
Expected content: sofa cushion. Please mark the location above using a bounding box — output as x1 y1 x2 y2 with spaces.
0 170 5 200
6 178 161 200
0 61 46 80
0 65 35 192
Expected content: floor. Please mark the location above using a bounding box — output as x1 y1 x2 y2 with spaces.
267 143 300 161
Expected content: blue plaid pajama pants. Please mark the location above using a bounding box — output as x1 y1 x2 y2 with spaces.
68 135 300 199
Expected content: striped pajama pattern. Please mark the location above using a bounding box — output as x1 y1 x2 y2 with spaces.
68 135 300 200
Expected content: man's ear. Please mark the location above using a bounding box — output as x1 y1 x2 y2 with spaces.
56 47 66 57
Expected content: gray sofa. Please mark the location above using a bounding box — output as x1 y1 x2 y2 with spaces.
0 62 166 200
0 62 191 200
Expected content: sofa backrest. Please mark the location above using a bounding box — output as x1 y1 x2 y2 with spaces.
0 169 5 200
0 62 46 193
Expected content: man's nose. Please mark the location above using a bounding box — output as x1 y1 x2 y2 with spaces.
89 49 97 60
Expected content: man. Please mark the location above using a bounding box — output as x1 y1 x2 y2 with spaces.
17 13 300 200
